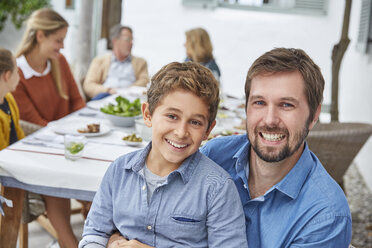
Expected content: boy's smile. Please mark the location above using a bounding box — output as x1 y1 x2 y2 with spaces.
143 89 215 176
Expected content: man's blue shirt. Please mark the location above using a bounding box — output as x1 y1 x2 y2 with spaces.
200 134 352 248
80 143 247 248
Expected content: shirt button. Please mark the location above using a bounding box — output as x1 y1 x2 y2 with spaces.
243 184 247 189
142 185 146 190
147 225 152 230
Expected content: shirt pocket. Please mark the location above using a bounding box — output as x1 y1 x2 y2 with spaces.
169 212 206 230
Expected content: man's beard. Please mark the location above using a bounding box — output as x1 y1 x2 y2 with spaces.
248 121 310 163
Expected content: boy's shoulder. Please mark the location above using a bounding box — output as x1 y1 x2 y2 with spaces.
202 134 247 149
109 148 147 173
194 151 233 180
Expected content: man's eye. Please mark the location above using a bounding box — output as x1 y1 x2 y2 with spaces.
254 101 265 105
281 103 294 108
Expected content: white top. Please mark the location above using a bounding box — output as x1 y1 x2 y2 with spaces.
16 55 51 80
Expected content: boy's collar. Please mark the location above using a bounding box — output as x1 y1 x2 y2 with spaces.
126 142 201 184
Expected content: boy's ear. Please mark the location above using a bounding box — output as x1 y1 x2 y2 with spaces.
2 71 11 82
142 102 152 127
203 120 216 140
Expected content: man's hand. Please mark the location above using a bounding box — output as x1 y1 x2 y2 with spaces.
107 232 154 248
107 87 117 95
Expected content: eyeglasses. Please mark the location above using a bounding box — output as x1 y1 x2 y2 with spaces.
118 36 133 42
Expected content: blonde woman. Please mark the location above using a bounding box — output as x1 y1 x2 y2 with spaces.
13 8 85 248
13 8 85 127
184 28 221 81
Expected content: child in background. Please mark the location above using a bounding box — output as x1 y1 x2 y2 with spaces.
79 62 247 248
0 48 25 216
0 48 24 149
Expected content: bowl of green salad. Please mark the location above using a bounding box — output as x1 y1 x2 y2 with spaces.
100 96 142 127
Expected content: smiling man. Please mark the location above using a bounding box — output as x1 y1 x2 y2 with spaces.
83 24 149 100
201 48 352 247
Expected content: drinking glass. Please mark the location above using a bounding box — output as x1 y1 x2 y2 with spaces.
64 134 87 161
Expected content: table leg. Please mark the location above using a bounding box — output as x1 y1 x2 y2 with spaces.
0 186 24 248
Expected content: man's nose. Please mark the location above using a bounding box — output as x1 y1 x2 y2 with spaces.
263 106 280 126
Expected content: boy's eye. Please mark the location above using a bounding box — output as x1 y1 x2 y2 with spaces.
166 114 177 120
190 120 202 126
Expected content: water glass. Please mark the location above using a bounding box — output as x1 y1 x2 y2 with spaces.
64 135 87 161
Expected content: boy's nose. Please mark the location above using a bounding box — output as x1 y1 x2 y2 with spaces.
174 123 189 138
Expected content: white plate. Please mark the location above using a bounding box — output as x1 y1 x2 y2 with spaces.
86 97 116 110
123 140 143 147
51 123 111 137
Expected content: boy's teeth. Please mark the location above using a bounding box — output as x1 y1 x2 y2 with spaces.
167 140 187 148
261 133 284 141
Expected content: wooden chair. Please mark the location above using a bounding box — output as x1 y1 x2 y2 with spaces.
307 122 372 190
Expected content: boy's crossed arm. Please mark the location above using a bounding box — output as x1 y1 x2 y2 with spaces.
106 233 153 248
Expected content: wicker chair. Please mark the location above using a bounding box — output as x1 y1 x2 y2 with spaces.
307 122 372 190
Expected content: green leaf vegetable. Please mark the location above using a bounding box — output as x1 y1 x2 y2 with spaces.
66 142 84 154
100 96 141 117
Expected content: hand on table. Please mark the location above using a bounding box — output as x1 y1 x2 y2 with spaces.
107 88 117 95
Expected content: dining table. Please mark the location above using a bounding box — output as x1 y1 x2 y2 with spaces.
0 89 247 247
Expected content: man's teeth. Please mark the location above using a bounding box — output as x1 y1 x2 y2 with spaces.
167 140 187 148
261 133 284 141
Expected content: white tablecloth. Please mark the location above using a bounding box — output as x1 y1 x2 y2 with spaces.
0 109 147 199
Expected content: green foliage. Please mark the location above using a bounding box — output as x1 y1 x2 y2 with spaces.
0 0 50 32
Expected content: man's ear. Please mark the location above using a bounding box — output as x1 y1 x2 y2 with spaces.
309 104 321 130
142 102 152 127
203 120 216 140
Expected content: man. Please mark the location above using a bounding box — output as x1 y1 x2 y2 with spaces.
83 24 149 100
106 48 352 248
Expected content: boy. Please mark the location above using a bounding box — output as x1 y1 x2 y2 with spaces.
79 62 247 247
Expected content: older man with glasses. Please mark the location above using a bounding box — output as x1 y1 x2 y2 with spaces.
83 24 149 100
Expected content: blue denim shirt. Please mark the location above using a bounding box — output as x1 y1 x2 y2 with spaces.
200 134 352 248
103 54 135 89
79 143 247 248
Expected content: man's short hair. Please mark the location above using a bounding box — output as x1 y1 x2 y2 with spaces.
147 61 220 128
110 24 133 41
245 48 325 122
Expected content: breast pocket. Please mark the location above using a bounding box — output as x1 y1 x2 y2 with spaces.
168 212 207 239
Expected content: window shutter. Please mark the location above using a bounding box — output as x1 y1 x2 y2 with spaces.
294 0 328 14
182 0 218 8
356 0 372 53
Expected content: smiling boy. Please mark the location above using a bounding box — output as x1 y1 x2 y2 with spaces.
79 62 248 248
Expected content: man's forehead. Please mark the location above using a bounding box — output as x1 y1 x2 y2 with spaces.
250 71 306 98
120 28 132 36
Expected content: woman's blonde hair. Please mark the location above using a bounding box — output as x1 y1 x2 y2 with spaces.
16 8 68 99
185 28 213 63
